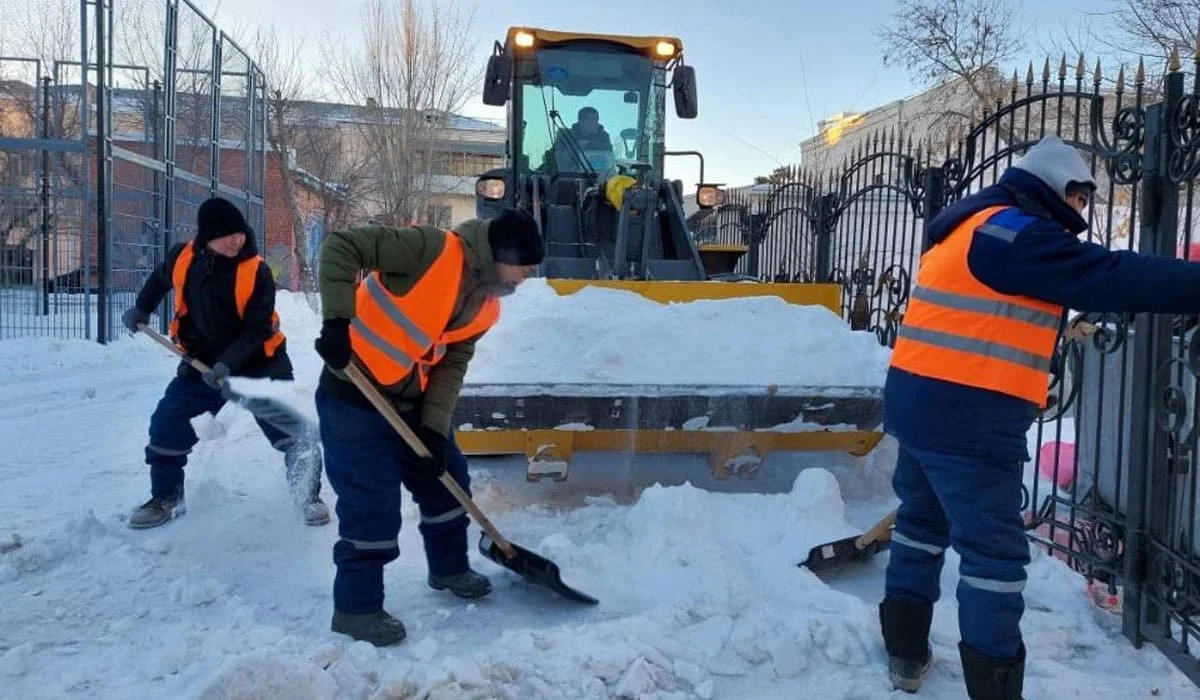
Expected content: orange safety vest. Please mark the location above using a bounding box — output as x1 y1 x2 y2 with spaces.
169 242 287 358
349 231 500 390
889 205 1064 406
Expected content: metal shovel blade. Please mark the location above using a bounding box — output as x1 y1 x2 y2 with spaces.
800 534 891 573
478 533 598 605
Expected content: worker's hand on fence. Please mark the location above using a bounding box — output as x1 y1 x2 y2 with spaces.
122 307 149 334
202 362 230 391
412 424 449 477
314 318 352 370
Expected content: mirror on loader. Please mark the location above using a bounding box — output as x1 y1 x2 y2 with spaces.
673 64 698 119
483 53 511 106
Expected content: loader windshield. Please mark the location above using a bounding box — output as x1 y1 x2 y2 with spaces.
515 44 666 179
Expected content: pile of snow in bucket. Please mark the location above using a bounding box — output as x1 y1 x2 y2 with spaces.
464 281 892 388
251 281 892 391
229 281 891 422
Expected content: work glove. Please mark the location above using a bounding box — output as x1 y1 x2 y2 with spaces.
314 318 352 370
122 307 149 334
202 362 231 391
410 423 448 477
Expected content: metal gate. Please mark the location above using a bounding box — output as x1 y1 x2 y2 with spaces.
702 53 1200 684
0 0 266 342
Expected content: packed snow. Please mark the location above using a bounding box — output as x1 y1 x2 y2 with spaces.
462 281 892 389
1 288 1196 699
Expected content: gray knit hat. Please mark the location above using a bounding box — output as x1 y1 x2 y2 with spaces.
1011 135 1097 199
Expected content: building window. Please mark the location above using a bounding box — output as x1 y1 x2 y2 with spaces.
424 204 452 228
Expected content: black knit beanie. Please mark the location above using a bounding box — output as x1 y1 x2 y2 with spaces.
196 197 252 245
488 208 544 266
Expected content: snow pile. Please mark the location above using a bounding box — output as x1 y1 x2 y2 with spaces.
231 282 889 424
260 283 891 390
464 280 891 388
2 288 1197 699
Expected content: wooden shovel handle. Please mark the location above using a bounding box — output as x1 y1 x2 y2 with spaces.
854 508 898 549
138 323 212 374
342 362 517 558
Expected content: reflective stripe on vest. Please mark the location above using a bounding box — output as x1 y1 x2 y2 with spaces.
349 232 501 388
889 205 1064 406
169 242 287 358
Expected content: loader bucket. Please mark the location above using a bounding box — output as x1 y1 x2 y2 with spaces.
455 382 884 496
543 278 844 313
455 278 884 498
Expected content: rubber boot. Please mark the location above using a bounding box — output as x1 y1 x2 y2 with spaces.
331 610 407 647
128 491 186 529
428 568 492 599
959 641 1025 700
880 597 934 693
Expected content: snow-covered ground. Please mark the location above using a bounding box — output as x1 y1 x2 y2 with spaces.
1 285 1196 699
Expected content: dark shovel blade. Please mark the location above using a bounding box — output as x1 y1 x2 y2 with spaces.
478 533 598 605
800 534 891 573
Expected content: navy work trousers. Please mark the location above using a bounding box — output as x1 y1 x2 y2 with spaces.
884 441 1031 659
315 386 472 614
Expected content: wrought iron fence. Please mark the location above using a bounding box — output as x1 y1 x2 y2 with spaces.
0 0 266 342
698 51 1200 683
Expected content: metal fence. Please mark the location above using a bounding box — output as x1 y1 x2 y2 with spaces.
697 53 1200 683
0 0 266 342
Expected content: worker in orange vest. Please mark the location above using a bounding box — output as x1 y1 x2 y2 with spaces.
879 135 1200 699
312 208 542 647
121 197 329 530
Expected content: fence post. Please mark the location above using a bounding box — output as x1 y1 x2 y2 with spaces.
921 165 947 253
161 0 180 334
746 211 765 278
94 0 112 343
814 193 838 283
1125 68 1183 646
40 76 52 316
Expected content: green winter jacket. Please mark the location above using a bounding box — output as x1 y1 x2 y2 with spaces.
317 218 499 436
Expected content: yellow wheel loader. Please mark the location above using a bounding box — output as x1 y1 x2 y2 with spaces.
461 26 884 496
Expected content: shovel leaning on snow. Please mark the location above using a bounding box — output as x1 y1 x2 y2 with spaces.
137 323 315 439
342 362 599 606
800 508 897 573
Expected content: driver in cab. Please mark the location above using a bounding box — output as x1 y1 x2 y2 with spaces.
550 107 616 172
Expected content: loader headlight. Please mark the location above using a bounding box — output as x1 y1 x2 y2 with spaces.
654 41 677 58
514 30 536 49
696 184 724 209
476 177 506 201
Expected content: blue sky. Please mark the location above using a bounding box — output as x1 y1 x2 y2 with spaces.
203 0 1104 189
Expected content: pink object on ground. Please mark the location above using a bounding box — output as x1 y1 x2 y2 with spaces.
1038 441 1077 489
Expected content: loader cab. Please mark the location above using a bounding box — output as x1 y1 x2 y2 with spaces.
475 27 721 281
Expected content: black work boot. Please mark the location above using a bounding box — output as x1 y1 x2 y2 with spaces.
879 597 934 693
428 568 492 600
331 610 407 647
128 492 186 529
959 641 1025 700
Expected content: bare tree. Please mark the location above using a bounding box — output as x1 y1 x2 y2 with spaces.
1045 0 1198 96
293 122 369 234
246 25 323 306
876 0 1025 138
322 0 481 226
1101 0 1199 67
0 0 85 260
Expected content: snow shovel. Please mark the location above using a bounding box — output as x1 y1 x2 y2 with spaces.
800 508 897 573
137 323 315 439
342 362 599 605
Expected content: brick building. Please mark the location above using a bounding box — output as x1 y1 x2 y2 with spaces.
1 81 504 294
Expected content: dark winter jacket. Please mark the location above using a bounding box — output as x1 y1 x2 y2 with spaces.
316 218 500 436
135 234 292 380
884 167 1200 460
